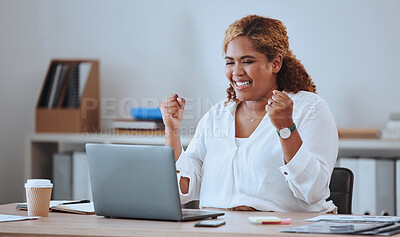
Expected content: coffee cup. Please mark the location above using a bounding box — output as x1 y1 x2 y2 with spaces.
24 179 53 217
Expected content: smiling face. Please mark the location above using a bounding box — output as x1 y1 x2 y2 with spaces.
225 36 281 102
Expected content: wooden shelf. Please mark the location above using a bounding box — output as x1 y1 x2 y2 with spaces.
339 138 400 158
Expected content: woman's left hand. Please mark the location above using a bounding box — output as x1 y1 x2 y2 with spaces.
265 90 294 130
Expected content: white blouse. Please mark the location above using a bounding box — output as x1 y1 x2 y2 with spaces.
176 91 338 213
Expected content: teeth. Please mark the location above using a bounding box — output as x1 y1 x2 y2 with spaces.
236 81 251 86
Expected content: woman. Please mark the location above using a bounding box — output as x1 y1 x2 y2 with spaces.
160 15 338 213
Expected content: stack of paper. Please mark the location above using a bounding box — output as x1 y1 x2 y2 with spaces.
305 214 400 223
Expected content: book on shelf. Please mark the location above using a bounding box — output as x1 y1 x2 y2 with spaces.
131 107 163 120
381 113 400 140
62 62 93 108
52 153 73 200
114 128 165 136
46 63 69 108
72 151 92 200
112 119 164 130
381 130 400 140
337 128 380 139
63 63 80 108
38 61 94 109
52 152 92 201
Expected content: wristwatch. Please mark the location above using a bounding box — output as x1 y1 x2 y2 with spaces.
277 123 296 139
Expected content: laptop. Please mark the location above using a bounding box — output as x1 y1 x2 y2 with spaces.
85 143 224 221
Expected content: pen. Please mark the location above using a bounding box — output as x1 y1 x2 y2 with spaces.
59 200 90 205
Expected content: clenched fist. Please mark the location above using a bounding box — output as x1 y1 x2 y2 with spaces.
160 94 185 130
265 90 294 130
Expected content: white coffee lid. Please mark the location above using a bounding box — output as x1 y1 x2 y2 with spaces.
24 179 53 188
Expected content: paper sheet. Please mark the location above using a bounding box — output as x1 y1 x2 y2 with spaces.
0 214 39 223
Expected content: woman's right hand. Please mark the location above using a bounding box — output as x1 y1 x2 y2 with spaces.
160 94 185 130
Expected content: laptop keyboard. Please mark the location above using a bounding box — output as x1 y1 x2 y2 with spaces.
182 210 213 217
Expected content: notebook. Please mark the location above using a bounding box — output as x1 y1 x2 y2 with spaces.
85 143 224 221
16 200 93 215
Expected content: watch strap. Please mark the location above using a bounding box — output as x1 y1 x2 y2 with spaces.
288 123 296 133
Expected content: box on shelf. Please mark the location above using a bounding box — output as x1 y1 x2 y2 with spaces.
36 59 100 133
111 119 164 130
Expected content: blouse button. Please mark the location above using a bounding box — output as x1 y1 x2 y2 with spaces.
283 171 288 175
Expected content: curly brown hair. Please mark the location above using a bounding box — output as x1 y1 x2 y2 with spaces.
223 15 316 103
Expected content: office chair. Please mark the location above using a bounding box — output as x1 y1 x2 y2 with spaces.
327 167 354 214
183 167 355 213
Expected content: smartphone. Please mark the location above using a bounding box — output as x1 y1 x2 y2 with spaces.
194 220 226 227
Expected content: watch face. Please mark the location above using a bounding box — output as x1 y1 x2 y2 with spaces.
279 127 291 139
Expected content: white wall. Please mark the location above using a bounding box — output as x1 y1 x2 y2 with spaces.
0 0 399 204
